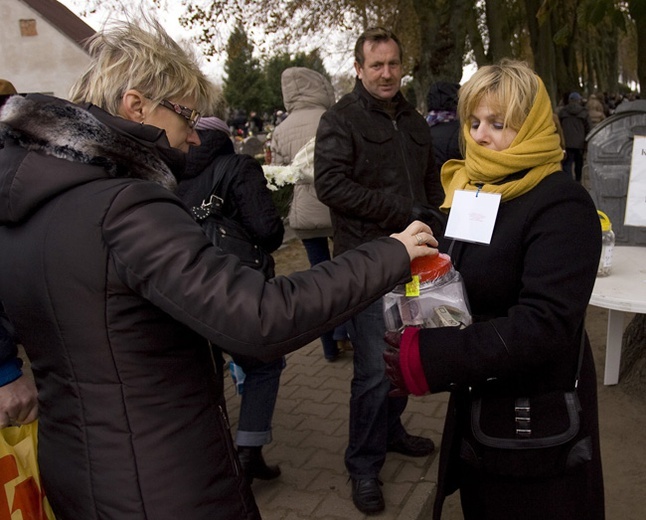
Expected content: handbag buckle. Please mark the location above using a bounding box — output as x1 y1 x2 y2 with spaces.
191 195 224 221
514 397 531 437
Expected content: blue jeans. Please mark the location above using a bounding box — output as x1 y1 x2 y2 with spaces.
301 237 349 358
235 357 285 446
345 299 407 478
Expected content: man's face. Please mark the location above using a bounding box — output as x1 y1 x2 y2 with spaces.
355 39 403 101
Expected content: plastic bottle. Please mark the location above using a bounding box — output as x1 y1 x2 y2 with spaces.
597 210 615 277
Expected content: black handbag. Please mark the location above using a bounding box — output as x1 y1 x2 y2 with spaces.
459 330 593 478
189 154 274 278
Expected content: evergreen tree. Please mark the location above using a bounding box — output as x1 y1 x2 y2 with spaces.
222 23 267 117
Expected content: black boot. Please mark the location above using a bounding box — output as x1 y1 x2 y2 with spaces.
237 446 281 484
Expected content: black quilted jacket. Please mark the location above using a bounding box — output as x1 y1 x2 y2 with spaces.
0 94 412 520
314 80 443 256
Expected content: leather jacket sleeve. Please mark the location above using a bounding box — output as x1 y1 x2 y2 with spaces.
103 182 411 362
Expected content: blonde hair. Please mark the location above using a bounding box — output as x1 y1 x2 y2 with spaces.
69 17 217 116
458 59 539 133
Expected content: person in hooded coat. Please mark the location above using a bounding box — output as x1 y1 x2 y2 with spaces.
558 92 591 182
271 67 350 361
0 18 437 520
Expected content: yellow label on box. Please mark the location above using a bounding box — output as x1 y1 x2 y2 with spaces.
405 275 420 297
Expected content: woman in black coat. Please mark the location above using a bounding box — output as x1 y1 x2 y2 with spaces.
177 118 285 484
386 60 604 519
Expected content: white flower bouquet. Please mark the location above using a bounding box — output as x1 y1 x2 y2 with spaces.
261 165 301 192
262 138 316 191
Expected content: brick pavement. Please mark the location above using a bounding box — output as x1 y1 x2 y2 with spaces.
223 341 450 520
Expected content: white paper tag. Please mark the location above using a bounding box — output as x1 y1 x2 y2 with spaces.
444 189 501 244
625 135 646 227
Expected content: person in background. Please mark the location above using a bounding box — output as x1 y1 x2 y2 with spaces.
0 79 18 107
586 93 606 127
0 81 38 430
315 26 442 515
426 81 462 171
271 67 350 362
177 116 284 484
0 17 437 520
558 91 591 182
229 108 248 137
552 112 566 152
384 59 604 520
248 111 264 135
273 110 288 126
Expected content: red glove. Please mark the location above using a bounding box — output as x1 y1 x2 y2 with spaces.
384 328 430 397
383 330 410 397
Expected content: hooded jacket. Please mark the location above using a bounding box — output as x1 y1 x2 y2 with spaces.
0 94 412 520
270 67 336 239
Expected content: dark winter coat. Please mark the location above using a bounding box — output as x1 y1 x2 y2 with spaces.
418 171 604 519
558 102 591 149
315 79 443 256
178 128 285 370
426 81 462 171
0 94 413 520
178 127 284 277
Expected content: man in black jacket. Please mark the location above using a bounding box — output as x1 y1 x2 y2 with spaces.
314 27 442 515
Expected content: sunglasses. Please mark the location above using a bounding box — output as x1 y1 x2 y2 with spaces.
158 99 201 129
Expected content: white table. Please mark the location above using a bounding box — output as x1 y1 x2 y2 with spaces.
589 246 646 385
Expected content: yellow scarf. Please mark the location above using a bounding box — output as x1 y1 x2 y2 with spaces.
440 77 563 211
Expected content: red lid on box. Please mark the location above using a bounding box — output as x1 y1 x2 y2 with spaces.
410 253 452 284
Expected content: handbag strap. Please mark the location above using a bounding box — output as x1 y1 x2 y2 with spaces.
574 318 586 389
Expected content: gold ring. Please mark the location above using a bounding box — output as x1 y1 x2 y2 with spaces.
416 234 423 246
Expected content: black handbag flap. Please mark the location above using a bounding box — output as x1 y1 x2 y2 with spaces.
471 391 581 450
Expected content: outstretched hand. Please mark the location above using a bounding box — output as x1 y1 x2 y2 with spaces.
383 330 410 398
390 221 439 262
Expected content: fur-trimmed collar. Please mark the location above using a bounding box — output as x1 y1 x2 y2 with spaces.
0 95 178 190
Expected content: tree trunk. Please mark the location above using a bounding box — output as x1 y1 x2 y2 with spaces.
524 0 558 104
619 314 646 396
466 1 488 67
410 0 467 113
629 0 646 94
484 0 513 62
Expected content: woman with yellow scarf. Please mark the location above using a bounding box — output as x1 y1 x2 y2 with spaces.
384 60 604 519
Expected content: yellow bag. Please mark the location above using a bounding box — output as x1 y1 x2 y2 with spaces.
0 422 55 520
